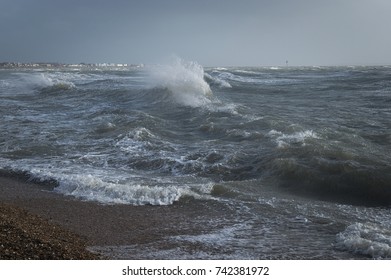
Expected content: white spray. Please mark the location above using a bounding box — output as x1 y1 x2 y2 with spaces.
148 56 213 107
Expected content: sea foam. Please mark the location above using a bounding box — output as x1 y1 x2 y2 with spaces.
336 223 391 259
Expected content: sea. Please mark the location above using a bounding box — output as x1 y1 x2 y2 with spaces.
1 58 390 259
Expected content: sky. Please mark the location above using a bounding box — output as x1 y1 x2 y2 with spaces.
1 0 391 66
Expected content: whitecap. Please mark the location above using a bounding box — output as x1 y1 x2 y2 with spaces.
234 69 259 75
268 129 319 148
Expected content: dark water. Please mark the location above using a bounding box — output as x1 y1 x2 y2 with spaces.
1 60 391 259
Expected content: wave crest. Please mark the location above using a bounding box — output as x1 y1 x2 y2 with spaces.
148 57 214 107
21 73 75 91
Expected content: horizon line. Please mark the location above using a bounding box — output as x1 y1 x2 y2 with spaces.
1 61 391 68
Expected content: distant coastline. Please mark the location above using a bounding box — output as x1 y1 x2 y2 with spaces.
0 62 144 69
2 61 391 69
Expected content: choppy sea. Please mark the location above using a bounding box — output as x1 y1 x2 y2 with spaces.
1 58 390 259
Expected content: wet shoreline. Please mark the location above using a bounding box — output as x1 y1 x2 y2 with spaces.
0 174 234 259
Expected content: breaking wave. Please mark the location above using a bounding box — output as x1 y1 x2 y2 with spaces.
204 72 232 88
18 72 75 91
148 57 214 107
54 174 212 205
